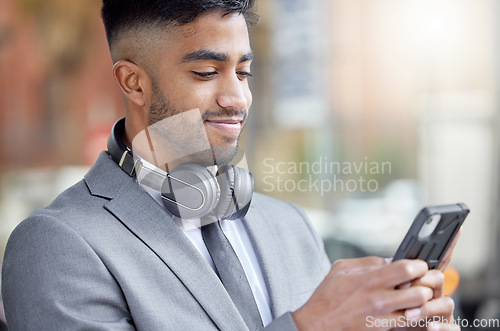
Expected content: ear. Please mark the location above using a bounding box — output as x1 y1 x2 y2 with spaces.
112 60 151 108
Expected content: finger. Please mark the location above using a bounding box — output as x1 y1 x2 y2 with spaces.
405 296 455 323
428 321 460 331
369 259 429 288
438 229 462 271
331 256 389 274
367 286 433 315
396 281 411 290
411 270 445 298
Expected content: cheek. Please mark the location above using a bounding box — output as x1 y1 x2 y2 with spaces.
163 78 214 111
246 88 253 109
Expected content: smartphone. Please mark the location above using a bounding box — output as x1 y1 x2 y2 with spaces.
393 203 470 269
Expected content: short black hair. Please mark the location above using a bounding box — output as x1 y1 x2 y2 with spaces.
101 0 258 48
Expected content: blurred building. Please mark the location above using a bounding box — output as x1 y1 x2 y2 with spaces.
0 0 121 171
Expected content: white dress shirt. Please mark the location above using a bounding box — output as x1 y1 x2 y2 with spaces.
136 160 273 326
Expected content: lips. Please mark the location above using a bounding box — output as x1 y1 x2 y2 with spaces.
205 118 244 134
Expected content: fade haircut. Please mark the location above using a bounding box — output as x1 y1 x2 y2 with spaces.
101 0 258 50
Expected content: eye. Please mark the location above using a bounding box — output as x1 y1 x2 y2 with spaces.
237 71 253 80
192 71 217 79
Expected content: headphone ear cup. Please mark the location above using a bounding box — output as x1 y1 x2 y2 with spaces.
230 166 254 220
212 165 236 220
215 165 254 220
161 163 220 220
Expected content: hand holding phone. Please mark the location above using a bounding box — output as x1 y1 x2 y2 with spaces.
393 203 470 269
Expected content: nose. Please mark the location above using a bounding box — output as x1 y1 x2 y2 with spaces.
216 74 251 111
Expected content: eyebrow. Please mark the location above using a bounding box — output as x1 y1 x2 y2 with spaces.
181 49 254 64
240 51 254 63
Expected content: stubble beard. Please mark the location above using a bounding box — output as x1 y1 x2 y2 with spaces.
148 83 242 167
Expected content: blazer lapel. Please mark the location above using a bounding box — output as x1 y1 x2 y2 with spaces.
85 152 247 330
242 205 293 319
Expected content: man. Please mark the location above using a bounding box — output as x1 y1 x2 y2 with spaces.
2 1 458 330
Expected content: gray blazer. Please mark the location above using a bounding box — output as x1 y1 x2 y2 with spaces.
2 152 331 331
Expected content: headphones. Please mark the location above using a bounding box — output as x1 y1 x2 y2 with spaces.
107 118 254 222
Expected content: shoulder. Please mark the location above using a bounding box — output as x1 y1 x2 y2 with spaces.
14 151 129 231
1 153 132 328
1 207 131 330
2 210 109 310
12 178 109 239
3 174 113 271
2 152 127 268
3 211 97 273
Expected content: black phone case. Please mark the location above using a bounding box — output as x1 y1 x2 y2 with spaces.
393 203 470 269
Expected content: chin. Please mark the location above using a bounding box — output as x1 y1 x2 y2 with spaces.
211 144 239 166
208 133 239 145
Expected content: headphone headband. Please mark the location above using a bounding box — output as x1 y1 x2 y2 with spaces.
107 118 136 177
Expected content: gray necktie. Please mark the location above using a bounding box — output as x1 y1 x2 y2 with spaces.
201 221 263 330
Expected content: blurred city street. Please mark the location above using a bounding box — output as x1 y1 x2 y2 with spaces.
1 0 500 329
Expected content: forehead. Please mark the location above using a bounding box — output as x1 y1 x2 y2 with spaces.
162 12 252 61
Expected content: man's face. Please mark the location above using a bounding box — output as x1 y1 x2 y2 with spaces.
144 12 253 167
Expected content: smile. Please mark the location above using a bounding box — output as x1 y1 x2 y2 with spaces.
205 119 243 134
